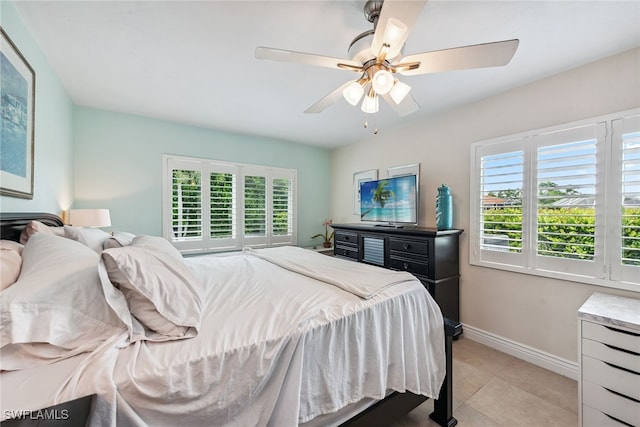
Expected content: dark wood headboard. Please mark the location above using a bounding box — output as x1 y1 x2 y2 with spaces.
0 212 64 242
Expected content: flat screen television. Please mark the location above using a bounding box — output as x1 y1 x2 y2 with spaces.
359 174 418 225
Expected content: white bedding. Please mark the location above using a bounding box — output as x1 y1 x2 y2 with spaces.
1 247 445 426
244 246 417 299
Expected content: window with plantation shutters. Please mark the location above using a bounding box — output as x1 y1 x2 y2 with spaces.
611 114 640 284
273 177 293 237
471 110 639 291
163 155 297 253
532 124 605 278
477 147 525 266
620 127 640 266
171 169 202 241
536 140 597 261
244 175 266 237
210 171 236 240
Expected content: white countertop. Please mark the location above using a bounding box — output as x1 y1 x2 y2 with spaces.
578 292 640 332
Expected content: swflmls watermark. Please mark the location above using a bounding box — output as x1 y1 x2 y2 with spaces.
3 409 69 421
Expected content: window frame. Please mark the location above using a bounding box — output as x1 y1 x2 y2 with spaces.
162 154 297 254
470 109 639 291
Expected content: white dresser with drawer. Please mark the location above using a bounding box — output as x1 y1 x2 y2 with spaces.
578 292 640 427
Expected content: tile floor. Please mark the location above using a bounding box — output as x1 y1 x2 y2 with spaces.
391 336 579 427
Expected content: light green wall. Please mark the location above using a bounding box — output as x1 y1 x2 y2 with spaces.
0 1 74 214
2 0 330 244
73 106 331 246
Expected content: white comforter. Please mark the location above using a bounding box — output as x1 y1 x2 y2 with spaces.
19 248 446 426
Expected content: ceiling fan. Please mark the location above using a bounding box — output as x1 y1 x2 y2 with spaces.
255 0 519 116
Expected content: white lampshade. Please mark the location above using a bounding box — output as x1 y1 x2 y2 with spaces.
381 17 407 48
68 209 111 228
361 93 379 114
372 69 394 95
389 80 412 104
342 81 364 106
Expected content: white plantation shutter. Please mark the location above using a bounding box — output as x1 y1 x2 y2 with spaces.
243 169 267 246
472 138 527 268
242 168 297 247
471 110 638 290
173 170 202 239
532 124 605 278
272 178 291 236
611 115 640 283
209 171 236 239
271 170 296 245
208 163 240 250
163 155 297 253
165 157 207 252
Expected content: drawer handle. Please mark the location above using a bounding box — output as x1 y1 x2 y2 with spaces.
604 343 640 357
403 243 410 250
604 361 640 376
604 412 634 427
605 325 640 337
603 387 640 404
403 262 409 270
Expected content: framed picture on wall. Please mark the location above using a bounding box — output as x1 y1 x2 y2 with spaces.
387 163 419 180
353 169 378 215
1 27 36 199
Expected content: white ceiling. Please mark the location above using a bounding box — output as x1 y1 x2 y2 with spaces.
13 1 640 149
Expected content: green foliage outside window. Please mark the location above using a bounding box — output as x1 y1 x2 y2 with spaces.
272 178 291 236
244 176 266 236
210 172 234 238
483 206 640 265
173 171 292 240
172 170 202 239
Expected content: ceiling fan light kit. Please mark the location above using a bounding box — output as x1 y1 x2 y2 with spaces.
372 69 394 94
255 0 519 120
343 81 365 106
389 79 411 105
377 17 408 52
361 88 380 114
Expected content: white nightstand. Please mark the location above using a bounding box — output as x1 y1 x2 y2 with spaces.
578 292 640 427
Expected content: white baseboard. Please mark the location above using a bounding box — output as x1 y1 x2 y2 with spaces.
461 324 579 381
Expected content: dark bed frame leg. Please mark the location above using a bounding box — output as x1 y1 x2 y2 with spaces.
429 318 461 427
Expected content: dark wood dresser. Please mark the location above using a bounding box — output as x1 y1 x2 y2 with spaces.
331 224 463 327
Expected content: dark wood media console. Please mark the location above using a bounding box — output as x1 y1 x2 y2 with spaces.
331 224 463 329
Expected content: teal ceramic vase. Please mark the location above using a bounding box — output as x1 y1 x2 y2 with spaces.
436 184 453 230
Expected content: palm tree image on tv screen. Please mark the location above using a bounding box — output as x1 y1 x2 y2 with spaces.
360 175 417 224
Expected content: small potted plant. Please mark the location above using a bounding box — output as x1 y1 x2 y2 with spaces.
311 219 334 248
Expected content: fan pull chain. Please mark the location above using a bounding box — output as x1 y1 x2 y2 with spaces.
363 116 379 135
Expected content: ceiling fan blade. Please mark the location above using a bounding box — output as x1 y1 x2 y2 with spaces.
397 39 519 76
381 93 420 117
371 0 428 60
304 80 356 114
255 47 362 71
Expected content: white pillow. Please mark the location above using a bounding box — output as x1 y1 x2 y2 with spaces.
0 240 23 291
103 231 136 249
101 236 201 341
0 233 125 359
19 220 65 244
129 235 184 263
64 225 111 253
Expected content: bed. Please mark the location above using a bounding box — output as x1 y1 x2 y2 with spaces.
0 212 458 427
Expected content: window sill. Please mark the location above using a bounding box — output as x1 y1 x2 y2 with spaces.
469 259 639 293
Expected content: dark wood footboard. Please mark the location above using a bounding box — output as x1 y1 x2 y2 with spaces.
342 318 460 427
